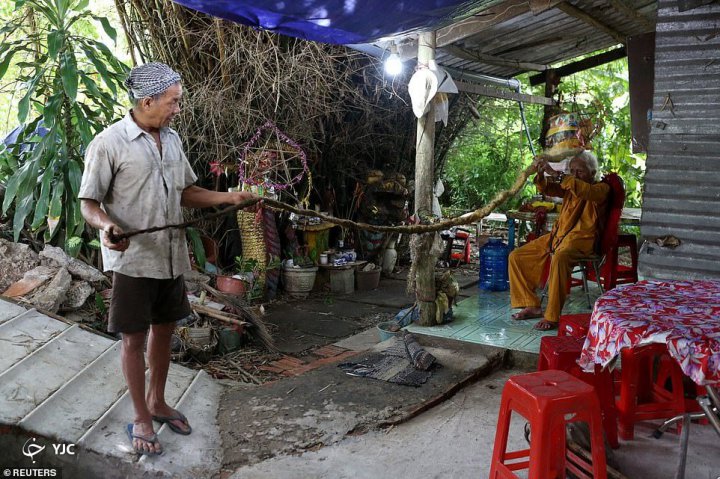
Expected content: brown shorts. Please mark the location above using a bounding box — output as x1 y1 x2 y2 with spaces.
108 272 192 334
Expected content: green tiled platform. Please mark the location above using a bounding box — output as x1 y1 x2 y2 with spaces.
406 284 597 354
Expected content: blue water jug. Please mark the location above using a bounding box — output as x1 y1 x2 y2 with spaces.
479 238 509 291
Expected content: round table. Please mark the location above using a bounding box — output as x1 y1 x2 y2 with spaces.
578 279 720 387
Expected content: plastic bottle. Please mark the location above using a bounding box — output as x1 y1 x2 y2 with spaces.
479 237 509 291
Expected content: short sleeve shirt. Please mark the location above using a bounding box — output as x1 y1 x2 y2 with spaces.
79 113 197 279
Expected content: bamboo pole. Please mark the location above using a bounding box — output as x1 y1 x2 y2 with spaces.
415 31 438 327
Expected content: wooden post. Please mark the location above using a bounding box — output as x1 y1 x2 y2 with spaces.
415 31 437 326
539 68 560 149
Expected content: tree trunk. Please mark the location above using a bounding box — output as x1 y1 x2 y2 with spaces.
415 32 438 326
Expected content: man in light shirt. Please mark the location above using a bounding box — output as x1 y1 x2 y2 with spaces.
79 62 256 455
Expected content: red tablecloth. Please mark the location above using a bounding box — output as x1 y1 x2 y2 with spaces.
578 280 720 386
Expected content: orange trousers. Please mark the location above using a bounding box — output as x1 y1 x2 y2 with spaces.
508 235 591 323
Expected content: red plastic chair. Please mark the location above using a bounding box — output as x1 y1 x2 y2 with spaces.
569 173 626 307
538 335 619 449
585 233 639 290
489 369 608 479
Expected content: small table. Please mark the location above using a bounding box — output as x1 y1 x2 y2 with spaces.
578 280 720 474
578 280 720 386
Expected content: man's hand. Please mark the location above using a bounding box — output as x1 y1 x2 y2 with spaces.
102 224 130 251
227 191 261 211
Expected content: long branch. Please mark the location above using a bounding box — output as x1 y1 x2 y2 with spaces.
112 164 534 241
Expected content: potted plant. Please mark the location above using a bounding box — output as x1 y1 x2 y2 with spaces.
216 255 282 300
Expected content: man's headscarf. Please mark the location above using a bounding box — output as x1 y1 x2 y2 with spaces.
124 62 181 100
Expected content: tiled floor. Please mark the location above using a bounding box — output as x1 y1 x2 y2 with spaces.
406 282 597 353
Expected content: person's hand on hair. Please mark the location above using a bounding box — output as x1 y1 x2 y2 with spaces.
102 224 129 251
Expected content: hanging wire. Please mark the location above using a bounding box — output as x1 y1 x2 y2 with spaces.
516 84 536 157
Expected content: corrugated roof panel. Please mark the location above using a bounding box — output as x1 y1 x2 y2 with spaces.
639 0 720 280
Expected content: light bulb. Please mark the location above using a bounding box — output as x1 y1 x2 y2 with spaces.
384 53 403 76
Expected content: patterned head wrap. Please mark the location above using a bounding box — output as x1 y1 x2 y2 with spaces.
124 62 181 100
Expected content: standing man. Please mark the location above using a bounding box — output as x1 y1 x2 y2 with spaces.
79 62 256 455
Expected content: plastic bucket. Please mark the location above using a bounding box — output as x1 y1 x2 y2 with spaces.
377 321 401 342
356 268 381 290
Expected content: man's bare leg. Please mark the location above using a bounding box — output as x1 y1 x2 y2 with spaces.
146 321 190 433
121 330 161 454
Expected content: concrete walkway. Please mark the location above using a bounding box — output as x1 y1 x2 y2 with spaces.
0 298 222 479
230 368 720 479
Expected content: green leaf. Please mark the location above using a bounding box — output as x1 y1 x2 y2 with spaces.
74 0 90 12
0 47 19 80
47 30 64 60
67 159 82 196
18 68 45 123
12 192 36 242
31 168 54 229
60 50 78 101
80 44 116 95
47 180 65 236
186 227 207 270
91 15 117 43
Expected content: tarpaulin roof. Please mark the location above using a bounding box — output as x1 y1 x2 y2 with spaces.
170 0 482 45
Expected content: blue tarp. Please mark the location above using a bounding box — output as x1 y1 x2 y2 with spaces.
3 122 49 152
171 0 479 44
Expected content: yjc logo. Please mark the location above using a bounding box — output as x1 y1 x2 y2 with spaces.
22 438 45 464
22 437 76 463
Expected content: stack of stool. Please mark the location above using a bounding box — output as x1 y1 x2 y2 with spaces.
489 369 607 479
616 343 688 439
558 313 591 340
538 335 619 449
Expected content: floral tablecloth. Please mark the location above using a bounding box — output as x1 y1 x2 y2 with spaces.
578 280 720 386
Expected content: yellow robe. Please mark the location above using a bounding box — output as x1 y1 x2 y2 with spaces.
509 173 610 323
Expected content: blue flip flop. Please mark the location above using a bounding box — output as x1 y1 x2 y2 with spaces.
126 424 162 456
152 411 192 435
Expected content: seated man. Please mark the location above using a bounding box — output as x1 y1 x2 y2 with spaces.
509 151 610 330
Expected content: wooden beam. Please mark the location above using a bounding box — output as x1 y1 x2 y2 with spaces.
556 2 627 45
607 0 654 31
443 45 549 72
455 80 556 106
529 46 627 86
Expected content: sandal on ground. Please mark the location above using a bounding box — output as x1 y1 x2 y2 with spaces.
126 424 162 456
152 410 192 435
533 319 558 331
511 309 544 321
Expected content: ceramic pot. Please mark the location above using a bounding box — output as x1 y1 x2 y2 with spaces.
216 275 247 296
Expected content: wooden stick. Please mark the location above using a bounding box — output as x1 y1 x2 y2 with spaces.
191 303 249 327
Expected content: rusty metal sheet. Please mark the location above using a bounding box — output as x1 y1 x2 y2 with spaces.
640 0 720 280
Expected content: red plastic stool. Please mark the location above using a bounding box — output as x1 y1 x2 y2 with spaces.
655 355 707 426
616 343 686 440
538 336 619 449
559 313 591 340
489 370 608 479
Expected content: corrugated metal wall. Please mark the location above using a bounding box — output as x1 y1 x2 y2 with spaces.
639 0 720 280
